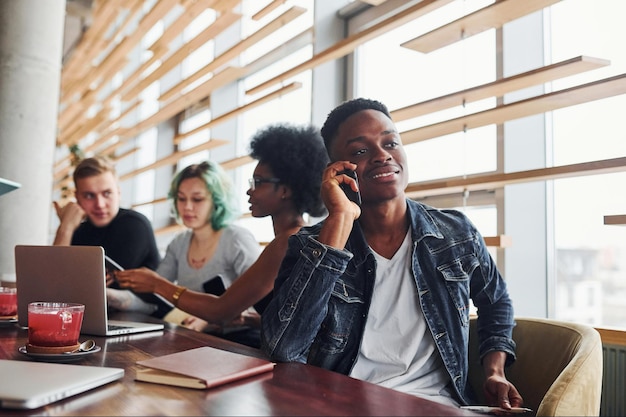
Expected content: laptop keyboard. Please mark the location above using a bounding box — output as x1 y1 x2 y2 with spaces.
108 324 131 331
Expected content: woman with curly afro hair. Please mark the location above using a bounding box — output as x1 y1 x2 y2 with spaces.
117 123 328 348
247 123 328 220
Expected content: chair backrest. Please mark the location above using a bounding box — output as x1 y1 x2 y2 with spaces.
468 317 603 417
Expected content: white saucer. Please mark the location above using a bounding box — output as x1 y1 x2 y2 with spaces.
19 345 101 362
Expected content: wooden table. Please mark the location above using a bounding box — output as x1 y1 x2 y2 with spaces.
0 312 477 416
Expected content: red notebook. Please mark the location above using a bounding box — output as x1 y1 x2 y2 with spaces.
135 346 275 389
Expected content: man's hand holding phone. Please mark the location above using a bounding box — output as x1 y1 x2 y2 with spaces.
338 170 362 206
318 162 362 249
321 162 362 218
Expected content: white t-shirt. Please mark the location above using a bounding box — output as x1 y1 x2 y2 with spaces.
350 229 458 407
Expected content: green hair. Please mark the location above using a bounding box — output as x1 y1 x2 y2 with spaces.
168 161 239 230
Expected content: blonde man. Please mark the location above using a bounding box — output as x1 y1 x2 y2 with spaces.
53 156 167 317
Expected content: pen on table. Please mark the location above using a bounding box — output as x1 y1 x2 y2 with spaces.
460 406 533 414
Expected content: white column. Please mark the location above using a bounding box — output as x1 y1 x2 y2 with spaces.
0 0 66 275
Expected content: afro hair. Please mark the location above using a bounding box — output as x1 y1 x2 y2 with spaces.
249 123 329 217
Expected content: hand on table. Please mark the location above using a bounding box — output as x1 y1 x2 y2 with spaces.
232 310 261 329
181 315 212 332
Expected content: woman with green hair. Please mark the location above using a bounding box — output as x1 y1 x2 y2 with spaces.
118 160 261 334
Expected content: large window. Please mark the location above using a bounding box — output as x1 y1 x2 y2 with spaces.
351 0 626 328
550 0 626 327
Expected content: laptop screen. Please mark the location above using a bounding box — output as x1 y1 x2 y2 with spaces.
15 245 110 333
14 245 164 336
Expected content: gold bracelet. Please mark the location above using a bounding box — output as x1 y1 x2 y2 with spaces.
172 285 187 307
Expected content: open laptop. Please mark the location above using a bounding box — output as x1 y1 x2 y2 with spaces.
15 245 164 336
0 177 20 196
0 359 123 409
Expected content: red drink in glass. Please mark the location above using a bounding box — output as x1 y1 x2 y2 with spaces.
27 302 84 347
0 287 17 316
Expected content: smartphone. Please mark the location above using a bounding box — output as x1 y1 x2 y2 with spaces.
105 255 125 272
203 275 226 295
338 170 362 205
105 255 124 285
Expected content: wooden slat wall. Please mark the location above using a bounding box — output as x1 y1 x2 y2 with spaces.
604 215 626 226
55 0 626 226
159 5 306 104
401 0 563 53
54 1 312 181
252 0 287 21
389 56 610 122
400 73 626 145
405 157 626 199
121 10 242 102
173 82 302 143
245 0 454 96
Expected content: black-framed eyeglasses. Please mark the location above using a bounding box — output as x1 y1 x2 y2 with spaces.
248 177 281 191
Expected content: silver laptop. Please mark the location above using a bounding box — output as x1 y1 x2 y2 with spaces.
0 177 20 196
0 359 123 409
15 245 164 336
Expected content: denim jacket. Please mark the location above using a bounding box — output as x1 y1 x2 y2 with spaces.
261 199 516 405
